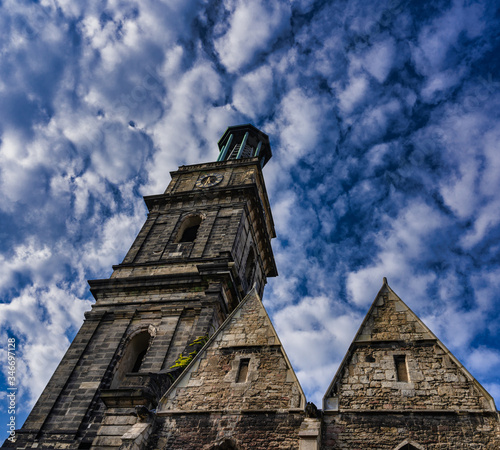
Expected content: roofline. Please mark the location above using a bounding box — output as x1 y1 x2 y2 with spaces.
158 287 306 411
323 278 497 412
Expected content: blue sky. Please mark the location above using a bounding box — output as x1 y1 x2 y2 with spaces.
1 0 500 439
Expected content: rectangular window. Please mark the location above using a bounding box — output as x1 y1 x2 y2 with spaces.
236 359 250 383
394 355 409 382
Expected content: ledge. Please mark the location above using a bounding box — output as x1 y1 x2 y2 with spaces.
323 408 497 415
157 408 304 416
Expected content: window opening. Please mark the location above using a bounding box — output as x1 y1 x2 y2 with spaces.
131 349 148 373
179 224 200 242
110 331 151 388
228 143 254 159
176 215 202 243
244 248 256 289
212 440 238 450
394 355 409 382
236 359 250 383
365 354 376 362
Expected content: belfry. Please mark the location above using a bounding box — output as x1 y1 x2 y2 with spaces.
3 125 499 449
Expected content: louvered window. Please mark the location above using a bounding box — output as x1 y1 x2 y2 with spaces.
228 143 254 159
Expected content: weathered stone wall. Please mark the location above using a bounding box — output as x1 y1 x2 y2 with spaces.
167 347 301 411
322 283 500 449
151 412 304 449
113 160 272 297
162 291 304 412
336 343 492 411
322 411 500 449
357 292 433 342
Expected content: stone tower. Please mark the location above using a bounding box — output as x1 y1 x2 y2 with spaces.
6 124 280 449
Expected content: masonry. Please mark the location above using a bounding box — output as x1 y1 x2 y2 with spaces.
322 280 500 449
3 125 499 449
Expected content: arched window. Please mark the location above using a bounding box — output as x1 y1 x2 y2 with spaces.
211 439 239 450
244 247 256 289
111 331 151 388
394 440 424 450
176 215 202 243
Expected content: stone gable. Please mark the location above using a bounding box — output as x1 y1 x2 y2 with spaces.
159 289 305 412
355 284 433 342
324 280 496 413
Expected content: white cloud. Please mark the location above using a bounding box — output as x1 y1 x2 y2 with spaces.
412 0 484 76
0 285 91 406
421 68 466 103
360 38 396 84
466 347 500 377
347 201 446 306
0 239 54 293
214 0 291 72
273 295 362 404
82 212 145 273
232 65 274 119
272 88 326 165
337 75 369 115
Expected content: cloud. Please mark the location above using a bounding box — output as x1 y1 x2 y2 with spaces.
359 37 397 84
214 0 291 73
337 75 369 115
271 88 328 165
273 295 362 405
0 285 91 406
2 0 500 432
346 200 448 306
411 0 485 76
466 347 500 377
232 65 274 119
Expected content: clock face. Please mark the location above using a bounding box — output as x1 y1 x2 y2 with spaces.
196 173 224 188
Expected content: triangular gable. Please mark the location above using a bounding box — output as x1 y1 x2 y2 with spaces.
354 281 433 343
158 288 305 412
323 278 496 412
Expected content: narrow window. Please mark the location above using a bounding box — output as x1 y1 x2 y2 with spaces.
244 247 256 289
131 349 148 373
179 224 200 242
110 331 151 388
394 355 409 382
236 359 250 383
176 215 202 243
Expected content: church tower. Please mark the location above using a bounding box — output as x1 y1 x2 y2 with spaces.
7 124 279 449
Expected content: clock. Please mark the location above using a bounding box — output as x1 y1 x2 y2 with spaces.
195 173 224 188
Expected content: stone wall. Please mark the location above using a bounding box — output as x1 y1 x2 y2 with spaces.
336 343 492 411
322 411 500 449
151 412 304 449
167 346 301 411
161 290 304 413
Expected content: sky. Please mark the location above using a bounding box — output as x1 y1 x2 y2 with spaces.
1 0 500 439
